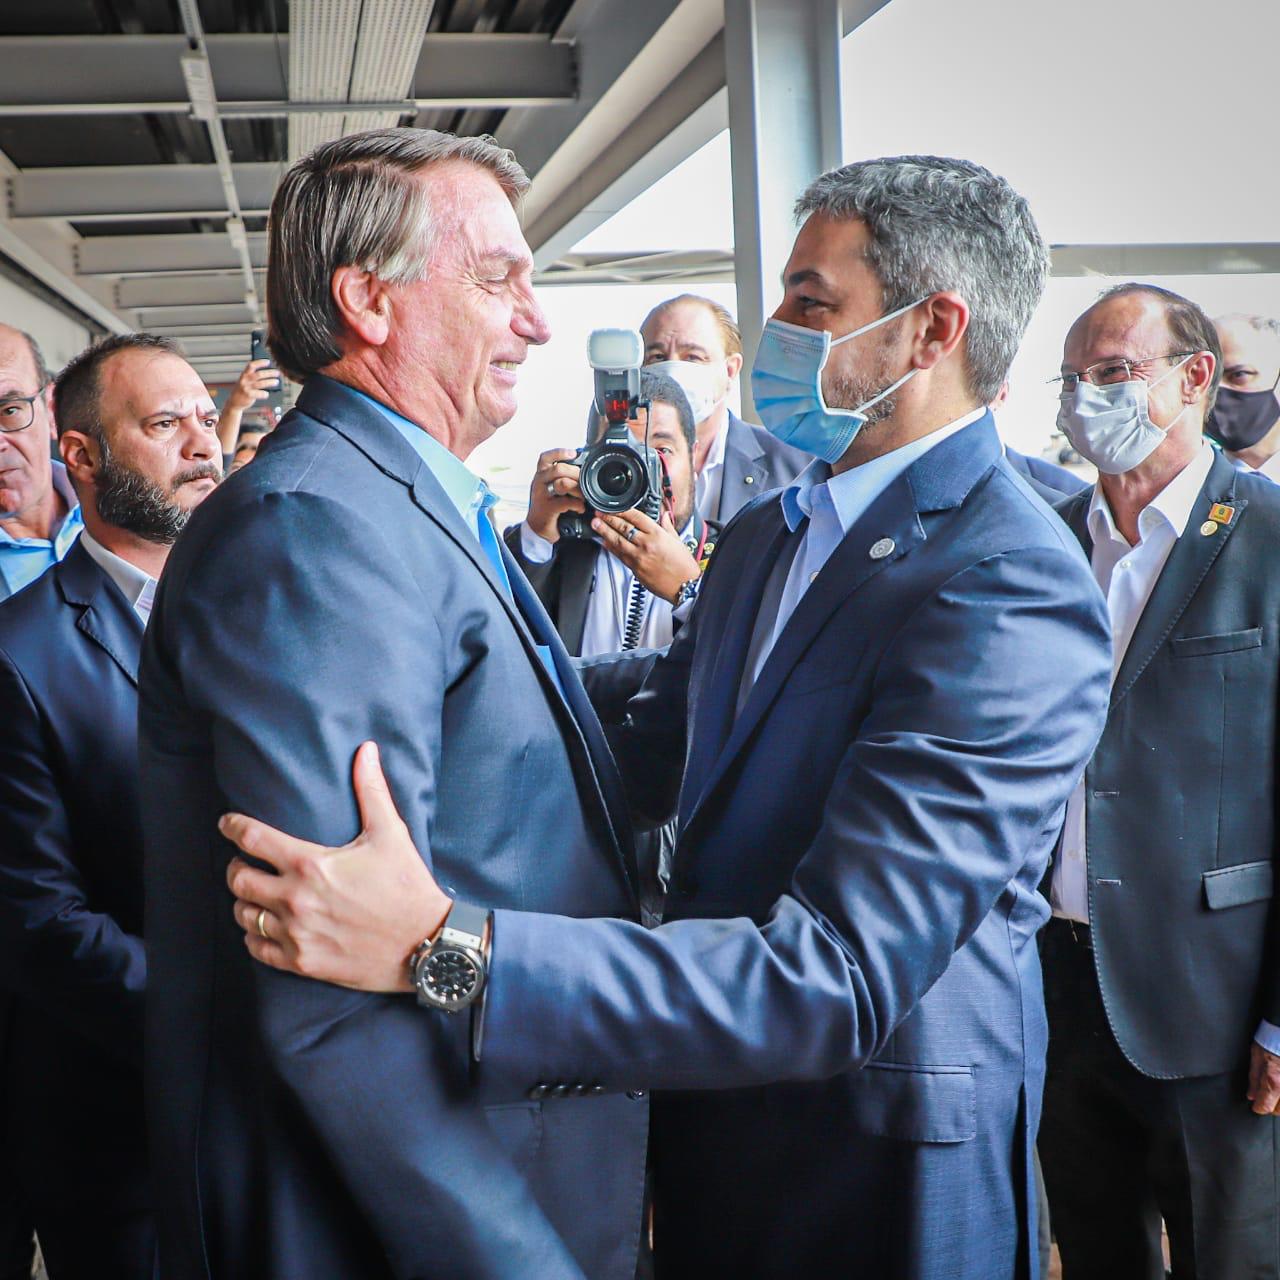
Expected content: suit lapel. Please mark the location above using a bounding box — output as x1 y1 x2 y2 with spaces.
1111 453 1244 706
295 380 639 897
683 414 1003 837
720 417 768 517
501 540 639 898
679 507 794 824
56 542 143 686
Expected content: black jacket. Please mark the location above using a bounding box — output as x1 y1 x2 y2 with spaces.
0 541 150 1212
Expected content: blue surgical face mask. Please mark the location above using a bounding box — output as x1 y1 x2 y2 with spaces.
1055 355 1193 475
749 298 925 463
646 360 727 425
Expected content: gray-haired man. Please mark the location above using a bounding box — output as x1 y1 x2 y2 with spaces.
138 129 651 1280
223 154 1112 1278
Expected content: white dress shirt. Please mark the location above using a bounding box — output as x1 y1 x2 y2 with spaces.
1050 444 1214 923
519 522 695 656
79 529 158 625
695 413 730 522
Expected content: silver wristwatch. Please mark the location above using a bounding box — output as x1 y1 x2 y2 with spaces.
672 576 700 607
410 900 490 1012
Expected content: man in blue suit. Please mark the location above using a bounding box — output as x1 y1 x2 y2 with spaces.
226 156 1112 1278
139 129 649 1280
0 332 222 1278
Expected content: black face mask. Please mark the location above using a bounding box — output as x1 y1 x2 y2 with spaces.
1206 381 1280 452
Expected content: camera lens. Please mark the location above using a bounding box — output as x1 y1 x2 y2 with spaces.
597 460 633 499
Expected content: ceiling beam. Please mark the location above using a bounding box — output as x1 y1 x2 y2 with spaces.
0 34 574 116
115 274 263 308
7 164 279 221
1050 243 1280 277
76 233 268 276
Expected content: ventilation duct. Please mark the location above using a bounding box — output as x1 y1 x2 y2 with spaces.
289 0 437 162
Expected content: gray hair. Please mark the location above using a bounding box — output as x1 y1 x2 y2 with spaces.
266 127 530 382
587 368 696 452
795 155 1049 404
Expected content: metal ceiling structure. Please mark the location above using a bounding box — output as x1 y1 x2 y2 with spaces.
0 0 1276 389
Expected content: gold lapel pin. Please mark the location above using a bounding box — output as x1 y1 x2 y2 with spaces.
1208 502 1235 525
1199 520 1218 537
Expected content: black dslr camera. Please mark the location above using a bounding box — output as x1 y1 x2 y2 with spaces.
557 328 663 541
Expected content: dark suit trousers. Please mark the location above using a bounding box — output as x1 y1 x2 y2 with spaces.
1039 921 1280 1280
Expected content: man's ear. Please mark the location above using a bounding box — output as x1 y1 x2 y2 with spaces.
725 352 744 382
42 383 56 442
59 429 101 489
908 292 970 372
1184 350 1216 402
331 266 393 348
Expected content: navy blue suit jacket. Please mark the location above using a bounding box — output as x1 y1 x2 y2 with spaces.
1006 447 1088 500
139 376 648 1280
480 415 1112 1278
0 542 150 1213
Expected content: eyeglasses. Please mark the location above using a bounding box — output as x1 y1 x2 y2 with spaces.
1049 353 1195 394
0 384 48 434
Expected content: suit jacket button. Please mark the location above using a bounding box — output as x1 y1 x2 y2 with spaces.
572 1082 589 1097
552 1083 572 1098
627 1089 647 1101
527 1083 550 1101
590 1084 606 1095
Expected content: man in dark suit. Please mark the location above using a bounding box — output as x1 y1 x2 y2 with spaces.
223 156 1112 1279
0 332 222 1278
139 129 649 1280
640 293 807 520
1040 283 1280 1278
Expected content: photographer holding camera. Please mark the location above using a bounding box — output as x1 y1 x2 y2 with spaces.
508 367 717 657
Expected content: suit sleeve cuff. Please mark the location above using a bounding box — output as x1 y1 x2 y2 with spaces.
519 521 555 565
1253 1019 1280 1056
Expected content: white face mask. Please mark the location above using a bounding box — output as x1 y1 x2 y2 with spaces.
646 360 728 426
1055 356 1194 475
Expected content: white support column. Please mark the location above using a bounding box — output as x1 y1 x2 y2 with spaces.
725 0 843 418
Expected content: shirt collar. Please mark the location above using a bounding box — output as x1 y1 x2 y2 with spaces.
701 412 730 474
1087 442 1214 548
351 389 493 528
78 528 157 620
780 405 986 535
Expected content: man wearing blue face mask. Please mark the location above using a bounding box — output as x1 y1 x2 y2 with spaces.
219 155 1112 1279
1042 283 1280 1279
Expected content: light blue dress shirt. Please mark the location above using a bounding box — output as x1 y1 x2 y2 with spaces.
742 408 985 697
0 461 84 602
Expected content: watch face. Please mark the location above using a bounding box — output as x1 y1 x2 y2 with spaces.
423 947 482 1005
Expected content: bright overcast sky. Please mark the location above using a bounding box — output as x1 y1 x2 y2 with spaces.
473 0 1280 522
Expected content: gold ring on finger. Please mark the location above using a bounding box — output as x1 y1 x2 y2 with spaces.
256 907 270 940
